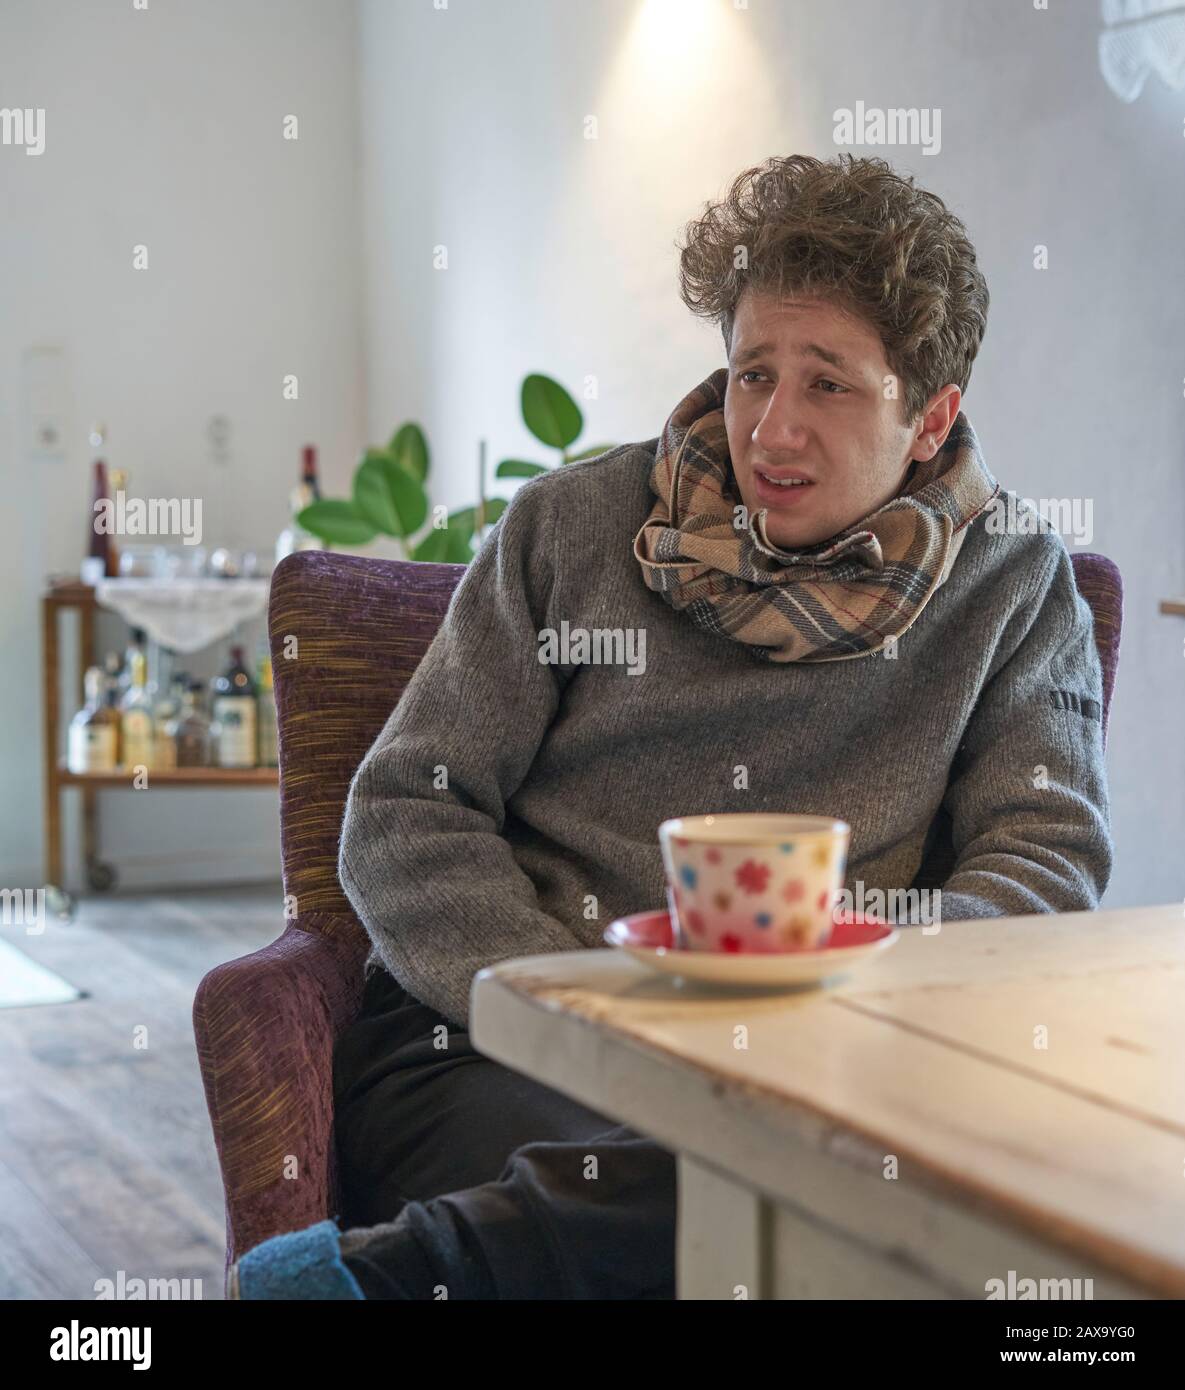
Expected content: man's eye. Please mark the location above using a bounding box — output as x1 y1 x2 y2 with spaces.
815 379 847 394
738 370 764 384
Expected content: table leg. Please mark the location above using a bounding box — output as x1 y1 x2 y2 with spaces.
41 597 62 887
79 599 97 884
677 1153 774 1300
82 788 98 879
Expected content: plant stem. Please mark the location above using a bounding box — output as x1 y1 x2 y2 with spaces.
478 438 486 535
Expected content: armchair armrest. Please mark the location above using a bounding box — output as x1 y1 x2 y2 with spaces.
193 913 369 1276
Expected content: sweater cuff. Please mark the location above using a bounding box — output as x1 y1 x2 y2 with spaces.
236 1219 366 1300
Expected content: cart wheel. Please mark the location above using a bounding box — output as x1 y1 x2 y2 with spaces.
43 884 76 921
86 861 118 892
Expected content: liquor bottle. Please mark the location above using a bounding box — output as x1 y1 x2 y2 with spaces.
101 650 123 732
117 629 146 703
275 444 327 565
256 651 278 768
164 681 212 768
151 671 188 771
210 645 257 768
87 426 120 578
102 662 124 764
67 667 120 773
119 646 155 770
298 444 321 505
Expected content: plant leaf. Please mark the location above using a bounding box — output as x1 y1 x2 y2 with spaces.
410 508 484 563
296 500 378 546
411 528 449 561
354 449 429 537
389 423 429 482
566 442 615 462
446 497 507 535
443 527 477 564
495 459 549 478
442 507 477 538
521 374 583 449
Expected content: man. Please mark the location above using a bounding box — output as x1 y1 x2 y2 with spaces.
229 154 1111 1299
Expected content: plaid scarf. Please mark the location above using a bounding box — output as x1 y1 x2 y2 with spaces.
632 367 1000 663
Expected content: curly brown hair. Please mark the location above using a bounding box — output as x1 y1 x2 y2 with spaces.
676 153 989 424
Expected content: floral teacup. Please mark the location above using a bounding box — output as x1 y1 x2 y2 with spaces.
659 813 850 953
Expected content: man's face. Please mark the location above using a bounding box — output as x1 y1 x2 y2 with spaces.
723 290 957 549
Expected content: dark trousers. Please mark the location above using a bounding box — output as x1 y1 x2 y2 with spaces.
331 964 677 1299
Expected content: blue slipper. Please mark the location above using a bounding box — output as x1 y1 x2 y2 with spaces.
229 1219 366 1300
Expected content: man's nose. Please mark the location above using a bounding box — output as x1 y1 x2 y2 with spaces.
752 388 809 454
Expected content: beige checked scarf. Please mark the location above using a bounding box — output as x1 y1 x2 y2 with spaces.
632 367 1000 663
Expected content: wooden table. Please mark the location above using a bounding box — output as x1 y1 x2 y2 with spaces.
470 902 1185 1300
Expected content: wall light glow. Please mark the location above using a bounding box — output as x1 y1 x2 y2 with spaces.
636 0 722 62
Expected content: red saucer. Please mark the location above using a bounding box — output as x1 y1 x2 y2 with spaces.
606 908 892 953
603 908 899 988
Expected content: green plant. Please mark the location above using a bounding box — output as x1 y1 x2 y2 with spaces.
297 372 613 566
495 373 615 479
296 423 503 564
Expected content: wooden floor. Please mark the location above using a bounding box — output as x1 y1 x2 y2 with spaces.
0 884 280 1300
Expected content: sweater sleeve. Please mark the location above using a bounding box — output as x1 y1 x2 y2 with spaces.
337 476 585 1026
905 539 1113 925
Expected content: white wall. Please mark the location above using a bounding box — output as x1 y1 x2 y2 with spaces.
4 0 1180 910
357 0 1183 910
1 0 365 890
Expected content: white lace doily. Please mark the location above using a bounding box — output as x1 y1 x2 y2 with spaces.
1100 0 1185 102
94 578 270 654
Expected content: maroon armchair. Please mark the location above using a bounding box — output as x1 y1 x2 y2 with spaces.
193 547 1122 1287
193 550 466 1285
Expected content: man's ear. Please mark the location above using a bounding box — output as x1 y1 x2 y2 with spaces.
912 385 962 460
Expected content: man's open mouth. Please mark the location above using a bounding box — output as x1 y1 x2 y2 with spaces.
757 470 815 489
755 469 811 492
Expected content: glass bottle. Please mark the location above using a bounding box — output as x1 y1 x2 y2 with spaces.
87 426 120 578
67 667 120 773
119 647 155 770
275 444 326 565
151 668 185 771
116 628 146 703
256 650 278 768
298 444 321 505
165 681 212 768
210 644 258 768
102 650 122 695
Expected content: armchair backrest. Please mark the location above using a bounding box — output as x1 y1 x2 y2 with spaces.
912 551 1122 891
267 547 1122 922
267 550 465 938
1068 552 1122 745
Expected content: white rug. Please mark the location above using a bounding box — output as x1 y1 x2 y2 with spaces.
0 936 83 1009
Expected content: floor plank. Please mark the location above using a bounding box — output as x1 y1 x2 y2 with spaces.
0 885 279 1300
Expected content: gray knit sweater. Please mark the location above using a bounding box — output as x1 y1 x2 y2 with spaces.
338 439 1113 1026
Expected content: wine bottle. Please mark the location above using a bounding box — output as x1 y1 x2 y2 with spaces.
210 644 257 768
87 426 121 578
256 651 278 768
299 444 321 504
275 444 326 564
